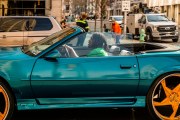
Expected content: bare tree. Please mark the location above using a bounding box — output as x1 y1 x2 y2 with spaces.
99 0 108 32
94 0 108 32
71 0 87 15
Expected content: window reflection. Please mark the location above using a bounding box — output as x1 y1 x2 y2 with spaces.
0 0 45 16
0 17 53 32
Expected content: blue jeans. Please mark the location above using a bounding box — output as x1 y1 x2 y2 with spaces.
77 33 87 46
115 35 121 44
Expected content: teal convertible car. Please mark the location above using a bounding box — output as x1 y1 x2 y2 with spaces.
0 27 179 120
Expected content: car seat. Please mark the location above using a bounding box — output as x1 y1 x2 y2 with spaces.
109 45 121 56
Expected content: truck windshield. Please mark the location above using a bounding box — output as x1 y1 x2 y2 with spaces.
147 15 169 22
113 17 123 21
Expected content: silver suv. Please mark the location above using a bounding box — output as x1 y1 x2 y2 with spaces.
0 16 62 46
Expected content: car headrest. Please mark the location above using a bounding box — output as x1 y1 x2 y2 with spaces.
109 45 120 53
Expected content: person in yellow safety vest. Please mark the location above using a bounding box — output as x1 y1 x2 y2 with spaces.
76 13 90 46
76 12 90 32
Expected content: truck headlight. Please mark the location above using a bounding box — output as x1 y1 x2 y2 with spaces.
153 26 157 31
176 26 179 30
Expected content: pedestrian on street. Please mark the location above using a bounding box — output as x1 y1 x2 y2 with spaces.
76 12 90 46
60 17 67 29
76 12 90 32
67 15 72 22
112 19 122 44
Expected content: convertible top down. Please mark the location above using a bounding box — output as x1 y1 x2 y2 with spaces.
0 27 179 120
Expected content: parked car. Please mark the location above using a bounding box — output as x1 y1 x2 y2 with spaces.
0 16 62 46
87 13 95 20
109 16 124 25
0 27 179 120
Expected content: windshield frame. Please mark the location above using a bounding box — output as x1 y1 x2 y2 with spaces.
21 27 76 56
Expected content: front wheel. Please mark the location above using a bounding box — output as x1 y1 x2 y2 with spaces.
172 39 178 42
145 31 153 42
147 73 180 120
0 81 15 120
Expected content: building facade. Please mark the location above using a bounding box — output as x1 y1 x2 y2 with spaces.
0 0 63 23
108 0 142 16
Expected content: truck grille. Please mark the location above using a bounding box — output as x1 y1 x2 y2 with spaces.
157 26 176 32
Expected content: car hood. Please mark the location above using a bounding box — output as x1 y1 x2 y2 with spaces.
149 21 177 26
0 47 29 59
116 21 123 24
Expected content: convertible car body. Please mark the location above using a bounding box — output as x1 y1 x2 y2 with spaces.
0 27 179 120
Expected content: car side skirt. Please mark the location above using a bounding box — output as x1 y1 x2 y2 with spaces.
17 96 145 110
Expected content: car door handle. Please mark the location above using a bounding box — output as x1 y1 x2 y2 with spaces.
120 65 132 69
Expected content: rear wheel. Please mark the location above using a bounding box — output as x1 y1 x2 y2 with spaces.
0 81 15 120
147 73 180 120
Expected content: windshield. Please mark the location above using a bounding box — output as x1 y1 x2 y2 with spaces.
22 27 75 56
147 15 169 22
113 16 123 21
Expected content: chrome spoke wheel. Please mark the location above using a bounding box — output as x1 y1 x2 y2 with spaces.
151 73 180 120
0 85 10 120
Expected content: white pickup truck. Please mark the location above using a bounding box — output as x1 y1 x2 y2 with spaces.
0 16 62 46
103 16 123 31
127 13 179 42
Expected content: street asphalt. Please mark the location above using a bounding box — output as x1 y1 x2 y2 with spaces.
14 108 152 120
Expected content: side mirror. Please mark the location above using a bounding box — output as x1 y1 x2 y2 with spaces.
143 20 146 24
45 49 60 59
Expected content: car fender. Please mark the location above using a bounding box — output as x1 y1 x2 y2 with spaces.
0 71 10 83
137 65 180 96
155 65 180 78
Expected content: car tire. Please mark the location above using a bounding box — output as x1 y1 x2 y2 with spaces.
0 81 15 120
172 39 178 42
146 73 180 120
145 31 153 42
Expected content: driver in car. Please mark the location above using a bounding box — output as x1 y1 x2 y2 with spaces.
63 33 108 57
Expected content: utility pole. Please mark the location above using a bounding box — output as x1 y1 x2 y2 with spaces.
85 0 87 13
94 0 98 32
122 0 130 38
60 0 62 22
113 0 117 15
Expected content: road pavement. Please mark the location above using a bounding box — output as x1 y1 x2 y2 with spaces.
14 108 152 120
